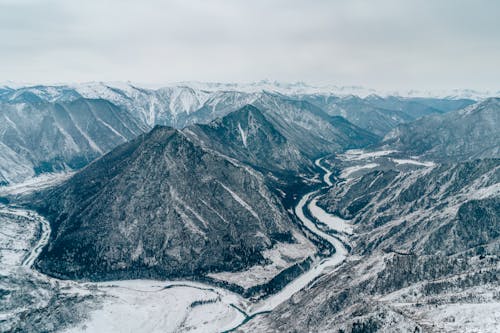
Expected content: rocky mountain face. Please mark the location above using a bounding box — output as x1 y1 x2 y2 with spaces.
186 102 379 175
301 94 413 136
383 98 500 161
185 105 313 174
252 93 380 156
1 82 498 332
240 155 499 332
0 98 144 185
27 126 313 280
320 159 499 255
0 83 387 185
297 94 475 136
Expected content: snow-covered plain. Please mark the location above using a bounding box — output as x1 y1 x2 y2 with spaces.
65 281 245 333
208 231 315 289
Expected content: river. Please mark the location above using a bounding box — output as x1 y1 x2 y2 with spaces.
3 156 351 332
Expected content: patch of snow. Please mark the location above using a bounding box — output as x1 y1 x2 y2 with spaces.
340 163 379 179
469 183 500 200
342 149 396 161
308 198 353 235
419 302 500 333
64 111 103 154
237 123 248 148
0 172 73 195
65 280 245 333
217 182 260 220
392 158 436 167
315 157 333 186
208 231 315 289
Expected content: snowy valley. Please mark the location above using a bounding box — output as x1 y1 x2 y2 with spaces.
0 82 498 333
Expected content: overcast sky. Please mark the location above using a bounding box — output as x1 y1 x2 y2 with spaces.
1 0 499 90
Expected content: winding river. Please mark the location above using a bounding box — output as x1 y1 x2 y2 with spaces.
6 156 351 332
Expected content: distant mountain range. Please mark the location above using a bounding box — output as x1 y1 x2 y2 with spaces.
383 98 500 161
2 80 499 99
1 81 498 333
14 86 498 283
0 82 485 185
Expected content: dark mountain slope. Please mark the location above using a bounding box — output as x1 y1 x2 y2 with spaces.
252 93 380 156
29 126 309 280
185 105 313 174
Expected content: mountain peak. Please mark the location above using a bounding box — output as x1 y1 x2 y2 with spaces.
29 122 305 280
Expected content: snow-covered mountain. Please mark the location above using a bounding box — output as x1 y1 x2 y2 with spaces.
0 81 498 332
3 80 498 99
0 98 144 185
240 152 500 332
0 83 387 185
383 98 500 161
27 126 314 281
1 81 479 131
0 81 490 186
185 105 314 174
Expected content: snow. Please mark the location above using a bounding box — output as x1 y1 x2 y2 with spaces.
419 302 500 333
250 190 349 314
0 200 245 333
342 149 396 161
0 172 72 196
237 123 248 148
21 211 50 268
95 117 128 142
392 158 436 167
54 121 81 151
65 281 245 333
4 80 499 100
308 198 353 235
340 163 379 178
0 141 34 184
217 182 260 220
469 182 500 200
0 205 39 271
1 155 352 332
315 157 333 186
208 232 315 289
64 111 104 154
